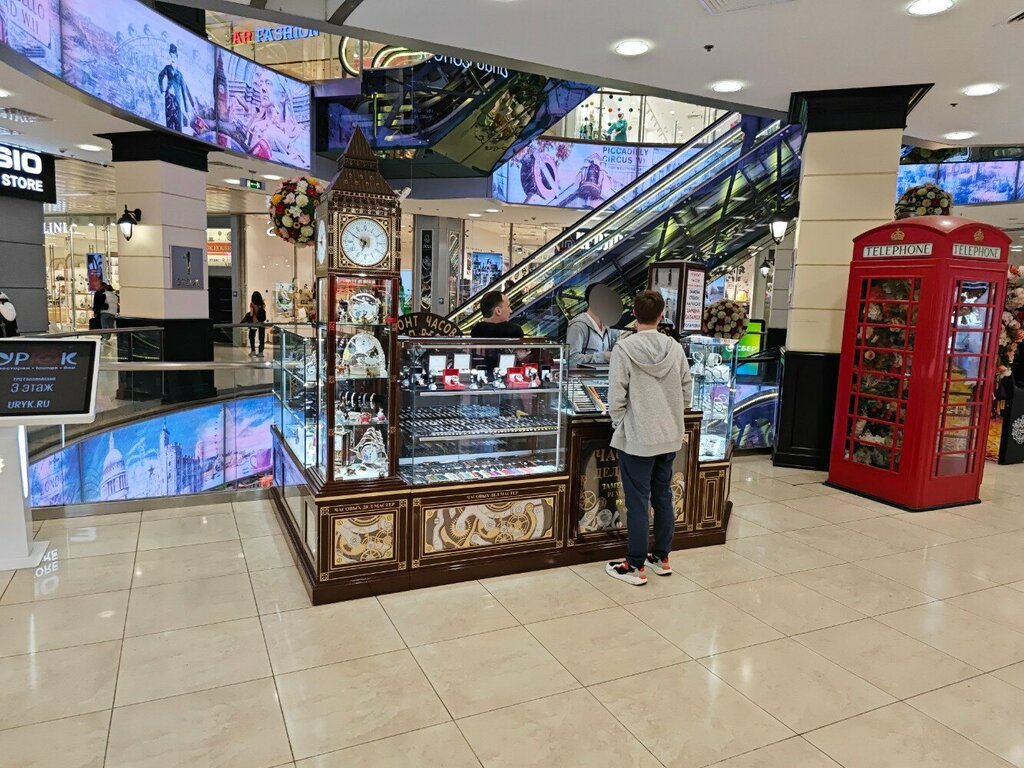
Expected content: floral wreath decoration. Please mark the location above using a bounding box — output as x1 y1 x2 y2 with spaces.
894 181 952 220
268 177 325 246
702 299 750 341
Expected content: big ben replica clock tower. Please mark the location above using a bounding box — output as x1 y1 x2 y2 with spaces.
311 128 402 489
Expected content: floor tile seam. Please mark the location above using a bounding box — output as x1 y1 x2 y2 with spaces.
104 522 140 768
113 668 276 711
265 639 413 677
700 734 825 768
474 568 612 624
0 704 114 737
296 719 486 768
941 589 1024 637
247 569 297 766
127 566 251 591
135 533 242 553
835 521 954 550
788 561 937 608
570 686 671 767
375 581 518 648
123 606 261 641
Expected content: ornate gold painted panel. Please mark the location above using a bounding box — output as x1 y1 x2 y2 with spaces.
321 497 408 578
334 513 395 565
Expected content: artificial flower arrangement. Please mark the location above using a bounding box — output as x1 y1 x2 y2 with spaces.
997 264 1024 379
702 299 749 340
895 181 952 220
268 177 325 246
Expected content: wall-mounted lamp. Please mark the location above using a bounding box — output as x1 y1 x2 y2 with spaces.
769 216 788 245
759 250 775 278
117 205 142 241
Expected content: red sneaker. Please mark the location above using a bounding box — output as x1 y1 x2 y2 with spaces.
606 560 647 586
646 555 672 576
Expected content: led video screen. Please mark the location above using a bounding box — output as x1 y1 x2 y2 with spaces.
0 0 62 75
224 395 274 484
29 444 81 507
938 161 1018 205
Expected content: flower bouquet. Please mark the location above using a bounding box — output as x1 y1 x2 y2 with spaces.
895 181 952 220
268 177 325 246
702 299 749 340
997 265 1024 379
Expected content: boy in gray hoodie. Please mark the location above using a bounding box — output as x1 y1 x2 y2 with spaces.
606 290 693 586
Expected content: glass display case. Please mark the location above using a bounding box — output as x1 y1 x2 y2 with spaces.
399 339 567 485
683 335 738 461
316 272 399 483
276 326 318 467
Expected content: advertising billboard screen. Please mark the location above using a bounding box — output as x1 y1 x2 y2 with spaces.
0 0 61 75
0 339 98 422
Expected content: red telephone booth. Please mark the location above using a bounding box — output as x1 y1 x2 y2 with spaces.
829 216 1010 511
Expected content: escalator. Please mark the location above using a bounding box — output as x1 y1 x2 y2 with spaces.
449 120 803 338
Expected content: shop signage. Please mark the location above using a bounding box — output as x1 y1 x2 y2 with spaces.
431 54 509 78
0 339 98 422
0 143 56 203
396 312 462 338
169 245 204 290
232 26 320 45
952 244 1001 260
682 269 705 332
862 243 933 258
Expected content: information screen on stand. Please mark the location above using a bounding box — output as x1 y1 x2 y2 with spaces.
0 340 101 425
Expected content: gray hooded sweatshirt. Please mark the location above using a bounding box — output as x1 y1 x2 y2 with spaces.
608 329 693 457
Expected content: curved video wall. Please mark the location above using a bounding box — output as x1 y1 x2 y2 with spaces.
898 160 1024 206
29 394 276 507
0 0 311 168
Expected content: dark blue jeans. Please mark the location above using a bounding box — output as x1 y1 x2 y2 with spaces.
617 451 676 569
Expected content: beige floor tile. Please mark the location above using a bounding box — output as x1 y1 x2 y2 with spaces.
993 661 1024 691
713 576 863 635
38 512 141 531
726 516 774 539
789 564 933 615
0 590 127 656
250 566 310 615
0 641 120 730
703 638 894 733
727 533 843 573
844 516 957 551
125 573 256 637
242 534 296 572
670 546 777 588
411 626 578 718
947 501 1024 532
892 511 1005 541
379 581 518 647
805 702 1014 768
0 569 12 594
136 511 239 551
969 531 1024 558
784 524 904 561
856 550 999 599
459 688 655 768
926 541 1024 585
592 662 793 768
295 723 480 768
947 586 1024 634
276 650 449 760
1 552 134 604
627 590 782 658
731 501 828 532
877 601 1024 671
232 499 276 516
131 539 247 588
909 675 1024 767
481 568 614 624
827 491 904 515
36 522 139 560
234 508 283 539
106 678 292 768
772 468 831 484
741 477 824 502
569 559 702 604
0 710 110 768
783 496 883 523
262 598 404 674
708 737 841 768
794 618 981 699
116 617 271 706
526 606 687 685
140 502 234 521
728 488 767 507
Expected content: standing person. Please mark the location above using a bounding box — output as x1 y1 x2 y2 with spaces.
92 283 107 330
0 292 17 337
567 283 620 367
100 283 118 330
245 291 268 357
470 291 523 338
605 290 692 586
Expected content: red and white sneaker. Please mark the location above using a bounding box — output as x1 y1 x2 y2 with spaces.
646 554 672 576
606 560 647 586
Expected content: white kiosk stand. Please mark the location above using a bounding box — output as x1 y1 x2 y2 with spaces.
0 338 101 570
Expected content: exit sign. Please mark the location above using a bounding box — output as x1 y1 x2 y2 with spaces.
243 179 264 191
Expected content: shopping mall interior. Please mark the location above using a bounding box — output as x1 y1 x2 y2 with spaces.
1 0 1024 766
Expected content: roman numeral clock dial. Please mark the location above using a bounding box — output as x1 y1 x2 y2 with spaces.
341 217 389 268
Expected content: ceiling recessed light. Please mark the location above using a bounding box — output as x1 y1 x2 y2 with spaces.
943 130 976 141
962 83 1000 97
907 0 955 15
262 173 282 181
484 208 501 213
76 143 103 152
0 89 11 98
224 178 240 185
613 39 650 57
710 80 744 93
467 213 482 218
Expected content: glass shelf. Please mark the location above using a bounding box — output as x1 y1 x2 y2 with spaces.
682 335 738 462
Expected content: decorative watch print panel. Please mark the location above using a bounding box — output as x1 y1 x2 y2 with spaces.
423 495 555 554
334 513 396 566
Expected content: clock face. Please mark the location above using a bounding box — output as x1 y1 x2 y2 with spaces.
341 218 389 267
316 220 328 265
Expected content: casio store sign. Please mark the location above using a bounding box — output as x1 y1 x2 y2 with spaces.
0 143 56 204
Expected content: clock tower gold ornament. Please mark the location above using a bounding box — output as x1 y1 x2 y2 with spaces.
314 128 401 274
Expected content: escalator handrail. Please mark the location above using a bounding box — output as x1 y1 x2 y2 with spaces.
448 110 742 323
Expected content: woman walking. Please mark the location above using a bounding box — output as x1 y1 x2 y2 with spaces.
245 291 268 357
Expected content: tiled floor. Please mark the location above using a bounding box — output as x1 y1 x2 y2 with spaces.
3 455 1024 767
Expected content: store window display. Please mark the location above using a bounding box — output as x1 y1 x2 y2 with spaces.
44 219 118 331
